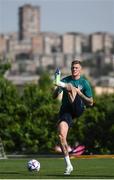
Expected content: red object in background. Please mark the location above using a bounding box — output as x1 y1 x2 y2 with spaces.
54 145 85 155
69 145 85 156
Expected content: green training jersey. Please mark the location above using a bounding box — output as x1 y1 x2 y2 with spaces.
59 75 93 107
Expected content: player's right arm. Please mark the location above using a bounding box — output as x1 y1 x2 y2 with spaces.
53 87 62 99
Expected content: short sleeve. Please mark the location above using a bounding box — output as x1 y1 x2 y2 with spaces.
83 80 93 97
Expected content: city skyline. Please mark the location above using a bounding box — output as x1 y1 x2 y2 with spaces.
0 0 114 35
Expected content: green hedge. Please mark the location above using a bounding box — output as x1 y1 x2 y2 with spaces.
0 74 114 154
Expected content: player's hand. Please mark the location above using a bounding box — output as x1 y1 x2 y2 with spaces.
66 83 73 91
76 87 82 95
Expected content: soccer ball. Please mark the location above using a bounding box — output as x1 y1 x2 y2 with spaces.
27 159 40 171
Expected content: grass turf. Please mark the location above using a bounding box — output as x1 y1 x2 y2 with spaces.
0 157 114 179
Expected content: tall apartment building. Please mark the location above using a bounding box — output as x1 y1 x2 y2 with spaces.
19 4 40 40
31 32 62 56
63 33 82 55
90 32 113 53
103 33 113 53
0 35 8 56
90 32 103 53
31 34 44 55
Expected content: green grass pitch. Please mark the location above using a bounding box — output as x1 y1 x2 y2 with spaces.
0 157 114 179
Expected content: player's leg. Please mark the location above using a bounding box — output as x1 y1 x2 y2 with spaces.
66 84 78 103
58 121 69 156
65 84 84 117
73 94 85 117
58 121 73 175
55 82 78 103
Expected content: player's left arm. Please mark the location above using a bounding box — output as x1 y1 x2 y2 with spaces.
77 89 93 106
76 82 93 106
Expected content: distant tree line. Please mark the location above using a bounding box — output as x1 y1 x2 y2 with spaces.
0 64 114 154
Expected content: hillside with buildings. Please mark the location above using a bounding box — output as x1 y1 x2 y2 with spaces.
0 4 114 94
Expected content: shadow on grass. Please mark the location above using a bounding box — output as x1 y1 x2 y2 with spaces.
46 174 114 179
0 172 114 179
0 172 20 175
0 171 31 175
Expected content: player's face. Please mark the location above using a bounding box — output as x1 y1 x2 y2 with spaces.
71 63 81 77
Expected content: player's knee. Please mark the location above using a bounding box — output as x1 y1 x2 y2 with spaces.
59 134 65 143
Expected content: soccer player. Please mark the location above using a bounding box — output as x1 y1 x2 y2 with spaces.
53 60 93 175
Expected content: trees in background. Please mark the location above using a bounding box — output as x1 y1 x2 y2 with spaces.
0 70 114 154
70 94 114 154
0 72 59 154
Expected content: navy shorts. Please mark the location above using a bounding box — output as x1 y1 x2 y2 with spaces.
58 95 84 127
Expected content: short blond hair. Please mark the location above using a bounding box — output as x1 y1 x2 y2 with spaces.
71 60 81 66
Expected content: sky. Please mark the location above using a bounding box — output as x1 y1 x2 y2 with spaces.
0 0 114 35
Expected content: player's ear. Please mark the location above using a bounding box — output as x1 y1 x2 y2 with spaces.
79 65 82 70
